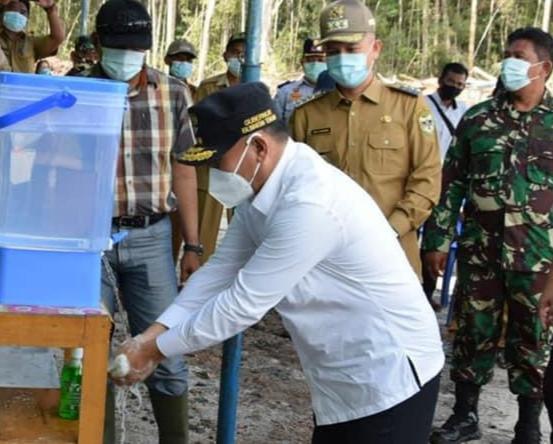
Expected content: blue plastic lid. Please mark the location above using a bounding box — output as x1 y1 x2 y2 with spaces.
0 71 128 95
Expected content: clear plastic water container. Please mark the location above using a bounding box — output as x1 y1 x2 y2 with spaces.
0 73 127 252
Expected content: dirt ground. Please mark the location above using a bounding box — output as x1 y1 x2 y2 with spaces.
114 309 552 444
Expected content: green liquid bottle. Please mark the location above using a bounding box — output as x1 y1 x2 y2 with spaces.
58 348 83 420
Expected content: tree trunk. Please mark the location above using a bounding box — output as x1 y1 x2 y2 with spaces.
485 0 495 67
442 0 450 52
543 0 552 32
165 0 176 50
197 0 217 81
421 0 429 75
467 0 478 69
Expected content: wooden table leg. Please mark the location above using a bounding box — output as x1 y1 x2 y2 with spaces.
78 315 111 444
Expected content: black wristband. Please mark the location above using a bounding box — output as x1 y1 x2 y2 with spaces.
183 244 204 256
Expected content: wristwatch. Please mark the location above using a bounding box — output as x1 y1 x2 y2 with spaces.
183 243 204 256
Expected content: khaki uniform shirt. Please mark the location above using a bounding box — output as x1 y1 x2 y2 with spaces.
291 79 442 275
195 72 230 103
0 29 52 73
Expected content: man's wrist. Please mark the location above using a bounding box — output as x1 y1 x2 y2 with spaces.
183 243 204 256
44 3 57 13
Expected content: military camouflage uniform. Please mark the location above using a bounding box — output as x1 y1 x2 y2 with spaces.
423 91 553 398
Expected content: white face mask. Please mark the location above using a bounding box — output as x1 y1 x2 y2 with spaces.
208 133 261 208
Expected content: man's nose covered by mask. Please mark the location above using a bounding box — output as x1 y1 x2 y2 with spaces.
208 133 262 208
175 82 281 208
500 57 544 92
3 11 28 33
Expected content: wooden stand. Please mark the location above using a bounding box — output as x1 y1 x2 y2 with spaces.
0 306 111 444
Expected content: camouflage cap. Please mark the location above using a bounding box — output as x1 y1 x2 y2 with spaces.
319 0 376 45
166 39 197 58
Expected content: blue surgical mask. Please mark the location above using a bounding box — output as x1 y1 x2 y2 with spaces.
303 62 327 84
3 11 27 33
227 57 242 77
170 61 194 80
327 53 371 88
101 47 145 82
500 57 542 92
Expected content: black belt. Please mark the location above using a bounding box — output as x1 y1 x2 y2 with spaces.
112 213 166 229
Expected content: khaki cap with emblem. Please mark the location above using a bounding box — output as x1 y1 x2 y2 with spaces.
166 39 198 58
319 0 376 45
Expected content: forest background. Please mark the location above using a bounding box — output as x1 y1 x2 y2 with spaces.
28 0 553 83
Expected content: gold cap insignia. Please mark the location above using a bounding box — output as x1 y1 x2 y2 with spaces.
179 147 217 163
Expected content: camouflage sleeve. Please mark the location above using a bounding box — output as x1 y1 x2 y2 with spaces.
421 115 471 253
388 96 442 236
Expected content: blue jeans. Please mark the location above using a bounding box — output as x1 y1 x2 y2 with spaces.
102 216 188 396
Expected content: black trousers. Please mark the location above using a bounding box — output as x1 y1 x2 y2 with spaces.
544 348 553 443
312 374 441 444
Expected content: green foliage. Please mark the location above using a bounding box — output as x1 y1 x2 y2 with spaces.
24 0 552 79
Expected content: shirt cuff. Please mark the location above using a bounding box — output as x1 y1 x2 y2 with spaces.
388 210 412 237
156 304 189 330
156 327 188 358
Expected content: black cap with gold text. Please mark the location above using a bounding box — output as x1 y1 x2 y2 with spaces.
178 82 278 165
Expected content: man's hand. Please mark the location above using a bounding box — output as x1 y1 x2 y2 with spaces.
180 251 200 283
424 251 448 279
37 0 55 9
110 324 168 386
539 274 553 328
36 0 56 10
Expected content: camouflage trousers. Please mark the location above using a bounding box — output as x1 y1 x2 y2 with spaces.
451 262 550 399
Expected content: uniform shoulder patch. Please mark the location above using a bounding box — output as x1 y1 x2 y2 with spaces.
387 83 420 97
294 89 331 110
277 80 292 89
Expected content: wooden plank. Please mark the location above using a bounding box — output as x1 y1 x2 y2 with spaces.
0 388 78 443
0 314 86 348
78 316 111 444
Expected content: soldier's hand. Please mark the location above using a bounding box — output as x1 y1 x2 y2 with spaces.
539 274 553 328
424 251 448 279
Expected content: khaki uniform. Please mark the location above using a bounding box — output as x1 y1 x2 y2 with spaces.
194 72 232 263
0 29 52 73
291 79 442 275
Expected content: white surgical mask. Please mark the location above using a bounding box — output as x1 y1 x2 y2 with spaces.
101 47 146 82
227 57 242 77
208 133 261 208
500 57 543 92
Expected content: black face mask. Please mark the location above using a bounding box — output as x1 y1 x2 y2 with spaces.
439 84 463 101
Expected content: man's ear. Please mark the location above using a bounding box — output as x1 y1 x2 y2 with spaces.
253 134 269 163
543 60 553 80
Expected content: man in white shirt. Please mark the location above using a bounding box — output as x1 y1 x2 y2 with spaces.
422 62 469 309
113 82 445 443
425 62 470 161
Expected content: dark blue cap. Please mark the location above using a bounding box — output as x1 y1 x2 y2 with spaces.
177 82 278 165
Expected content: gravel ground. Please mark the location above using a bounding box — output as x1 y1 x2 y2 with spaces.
113 309 552 444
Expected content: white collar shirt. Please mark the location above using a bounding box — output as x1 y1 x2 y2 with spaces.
156 139 445 426
426 91 469 160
